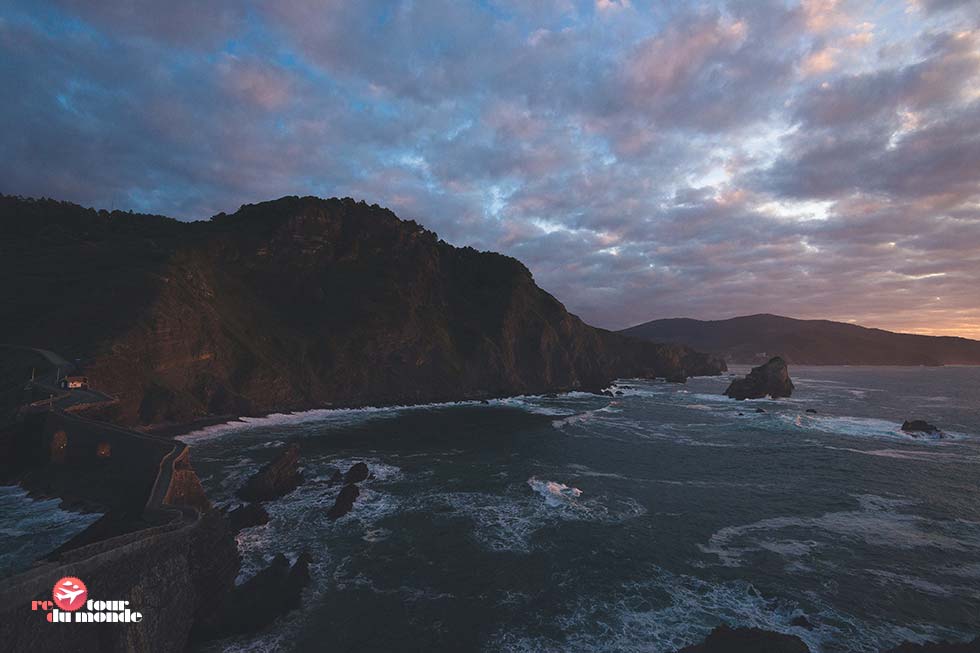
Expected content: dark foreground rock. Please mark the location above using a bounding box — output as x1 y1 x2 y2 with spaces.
677 625 810 653
902 420 943 436
327 484 361 521
226 502 270 533
203 552 312 638
343 461 370 484
725 357 794 400
237 443 303 501
885 636 980 653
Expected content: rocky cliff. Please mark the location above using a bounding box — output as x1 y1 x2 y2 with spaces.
0 194 724 428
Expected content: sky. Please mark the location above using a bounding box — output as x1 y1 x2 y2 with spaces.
2 1 979 337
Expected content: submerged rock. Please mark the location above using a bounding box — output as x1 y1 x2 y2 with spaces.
901 420 943 436
725 357 794 400
327 484 361 521
677 624 810 653
805 409 817 414
225 502 269 533
790 615 814 630
237 443 303 502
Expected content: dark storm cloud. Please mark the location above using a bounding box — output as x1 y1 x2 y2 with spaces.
1 0 979 336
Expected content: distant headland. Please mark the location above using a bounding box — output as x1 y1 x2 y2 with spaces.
620 314 980 366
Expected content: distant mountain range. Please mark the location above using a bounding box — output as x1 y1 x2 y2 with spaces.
619 314 980 366
0 194 724 427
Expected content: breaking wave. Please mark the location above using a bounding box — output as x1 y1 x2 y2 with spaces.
0 485 102 578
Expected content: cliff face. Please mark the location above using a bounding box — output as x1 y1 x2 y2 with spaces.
0 195 724 427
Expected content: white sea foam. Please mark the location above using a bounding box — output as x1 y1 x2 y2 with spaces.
825 446 979 463
527 477 583 506
489 561 973 653
412 480 646 554
488 569 834 653
782 413 965 442
0 485 102 578
868 569 956 598
227 455 403 583
700 494 980 568
550 401 628 429
179 395 584 444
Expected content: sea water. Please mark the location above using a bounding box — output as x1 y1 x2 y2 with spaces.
181 366 978 651
0 485 102 577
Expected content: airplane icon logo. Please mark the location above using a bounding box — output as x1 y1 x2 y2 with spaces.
52 577 87 611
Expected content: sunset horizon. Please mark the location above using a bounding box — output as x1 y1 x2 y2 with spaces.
2 2 979 652
3 0 979 339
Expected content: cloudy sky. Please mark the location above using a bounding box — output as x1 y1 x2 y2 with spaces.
2 1 979 337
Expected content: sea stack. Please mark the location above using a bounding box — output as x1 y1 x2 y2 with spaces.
237 443 304 502
901 420 944 437
724 357 794 400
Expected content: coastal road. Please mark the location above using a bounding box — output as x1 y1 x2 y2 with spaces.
2 344 117 412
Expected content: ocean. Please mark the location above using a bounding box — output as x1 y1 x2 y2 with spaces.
7 366 978 651
180 366 980 652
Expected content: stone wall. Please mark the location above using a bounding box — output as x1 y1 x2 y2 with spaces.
0 412 239 652
1 412 174 514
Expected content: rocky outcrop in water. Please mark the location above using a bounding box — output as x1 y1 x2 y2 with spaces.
199 552 312 639
343 461 370 484
725 357 794 400
327 484 360 521
226 502 270 533
324 462 371 520
901 420 943 437
237 443 303 501
677 625 810 653
0 195 725 429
